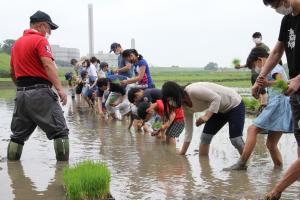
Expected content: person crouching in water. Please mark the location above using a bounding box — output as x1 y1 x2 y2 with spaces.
127 87 162 131
97 75 130 120
225 47 293 171
161 81 245 156
137 99 184 145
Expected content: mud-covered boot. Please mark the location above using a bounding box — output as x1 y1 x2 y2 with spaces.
54 137 69 161
223 158 247 171
7 140 23 161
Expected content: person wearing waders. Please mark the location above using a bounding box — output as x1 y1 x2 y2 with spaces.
8 10 69 161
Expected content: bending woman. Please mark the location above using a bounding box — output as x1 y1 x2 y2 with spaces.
161 81 245 156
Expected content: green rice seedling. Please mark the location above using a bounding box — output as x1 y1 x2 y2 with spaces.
63 160 111 200
152 121 162 131
111 79 120 84
232 58 241 67
243 97 260 111
108 96 118 104
272 79 289 93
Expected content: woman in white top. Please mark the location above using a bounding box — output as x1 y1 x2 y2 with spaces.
161 81 245 156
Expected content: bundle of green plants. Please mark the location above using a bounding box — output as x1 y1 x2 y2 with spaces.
272 79 288 93
243 97 260 111
109 96 118 104
152 121 162 130
232 58 241 67
111 79 120 84
63 160 111 200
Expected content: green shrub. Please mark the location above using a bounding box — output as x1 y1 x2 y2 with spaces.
63 160 111 200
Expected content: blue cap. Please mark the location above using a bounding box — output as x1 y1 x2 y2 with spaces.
110 42 120 53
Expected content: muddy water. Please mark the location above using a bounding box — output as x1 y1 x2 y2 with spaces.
0 88 300 200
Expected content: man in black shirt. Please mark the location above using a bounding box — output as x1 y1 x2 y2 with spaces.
252 0 300 199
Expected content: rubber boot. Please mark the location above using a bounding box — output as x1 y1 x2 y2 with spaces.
54 137 69 161
7 140 23 161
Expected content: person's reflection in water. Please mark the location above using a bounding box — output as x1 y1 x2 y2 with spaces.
198 157 257 199
7 161 67 200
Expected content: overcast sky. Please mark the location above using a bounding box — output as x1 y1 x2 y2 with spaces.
0 0 284 67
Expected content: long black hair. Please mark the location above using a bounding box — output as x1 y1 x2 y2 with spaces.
161 81 185 120
122 49 143 61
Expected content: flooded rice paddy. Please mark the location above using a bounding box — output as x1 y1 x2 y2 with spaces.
0 87 299 200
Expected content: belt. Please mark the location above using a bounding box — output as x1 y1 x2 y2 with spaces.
17 84 50 91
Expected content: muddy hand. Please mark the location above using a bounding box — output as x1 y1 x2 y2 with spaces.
195 117 205 127
285 76 300 96
58 89 67 106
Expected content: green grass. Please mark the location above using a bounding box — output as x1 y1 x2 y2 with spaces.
150 68 251 88
0 53 252 89
0 53 11 77
63 160 111 200
0 88 15 99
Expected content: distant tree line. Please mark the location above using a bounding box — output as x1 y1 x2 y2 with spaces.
0 39 16 55
204 62 218 71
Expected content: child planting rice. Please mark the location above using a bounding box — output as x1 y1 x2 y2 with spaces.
226 47 293 171
137 99 184 145
97 75 130 120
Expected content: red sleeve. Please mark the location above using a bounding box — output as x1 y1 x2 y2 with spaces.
36 38 54 60
156 100 164 117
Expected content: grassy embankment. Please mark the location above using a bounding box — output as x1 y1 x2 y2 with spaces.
0 52 251 88
1 53 256 106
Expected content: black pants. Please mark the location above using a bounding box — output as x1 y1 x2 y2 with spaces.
203 101 245 138
10 87 69 144
290 94 300 147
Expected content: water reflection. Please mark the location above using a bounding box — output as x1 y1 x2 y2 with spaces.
7 161 66 200
0 89 300 199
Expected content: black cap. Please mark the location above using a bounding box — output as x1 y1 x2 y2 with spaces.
246 47 269 69
110 42 120 53
30 10 58 30
252 32 262 38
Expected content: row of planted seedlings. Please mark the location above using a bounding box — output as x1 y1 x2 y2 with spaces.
63 160 114 200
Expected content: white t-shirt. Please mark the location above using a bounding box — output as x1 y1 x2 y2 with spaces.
87 64 98 77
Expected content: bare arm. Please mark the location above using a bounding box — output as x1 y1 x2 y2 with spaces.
41 57 67 105
252 41 285 98
260 41 285 77
117 63 132 73
124 66 146 85
97 97 104 117
161 111 176 131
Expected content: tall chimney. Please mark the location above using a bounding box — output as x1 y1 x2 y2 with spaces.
88 4 94 56
131 38 136 49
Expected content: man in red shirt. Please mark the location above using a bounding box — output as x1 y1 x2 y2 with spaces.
8 10 69 161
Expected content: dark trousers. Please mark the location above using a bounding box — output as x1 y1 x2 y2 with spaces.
290 94 300 147
10 87 69 144
203 101 245 138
